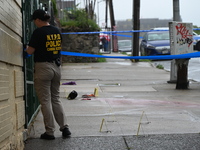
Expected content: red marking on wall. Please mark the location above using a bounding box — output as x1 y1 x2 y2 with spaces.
175 23 193 47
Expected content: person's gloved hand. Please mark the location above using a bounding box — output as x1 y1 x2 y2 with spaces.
23 46 31 58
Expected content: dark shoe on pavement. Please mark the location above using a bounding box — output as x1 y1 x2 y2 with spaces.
40 133 55 140
62 128 71 138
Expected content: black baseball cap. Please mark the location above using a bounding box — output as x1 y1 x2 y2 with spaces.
31 9 48 21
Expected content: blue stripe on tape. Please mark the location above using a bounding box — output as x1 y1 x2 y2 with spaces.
194 28 200 31
61 29 200 35
61 30 158 35
112 33 132 38
61 51 200 60
112 33 143 39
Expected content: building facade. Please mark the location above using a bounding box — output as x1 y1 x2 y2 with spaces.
0 0 25 149
0 0 53 149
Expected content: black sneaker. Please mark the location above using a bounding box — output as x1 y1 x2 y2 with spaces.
62 128 71 138
40 133 55 140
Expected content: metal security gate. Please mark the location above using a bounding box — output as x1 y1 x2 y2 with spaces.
22 0 39 128
22 0 55 128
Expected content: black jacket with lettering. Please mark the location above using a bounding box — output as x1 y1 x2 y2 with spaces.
28 25 62 62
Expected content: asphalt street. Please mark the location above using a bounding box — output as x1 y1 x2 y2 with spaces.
152 57 200 82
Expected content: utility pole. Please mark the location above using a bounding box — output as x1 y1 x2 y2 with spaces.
97 0 105 26
105 0 108 29
173 0 181 21
132 0 140 61
108 0 117 52
169 0 189 89
168 0 181 83
132 0 134 56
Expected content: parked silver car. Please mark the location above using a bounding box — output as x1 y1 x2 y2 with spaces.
118 40 132 52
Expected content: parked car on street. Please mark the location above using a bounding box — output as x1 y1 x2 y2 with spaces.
193 31 200 50
140 31 170 56
118 40 132 52
150 27 200 51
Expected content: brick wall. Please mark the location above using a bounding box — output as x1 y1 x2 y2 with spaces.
0 0 25 149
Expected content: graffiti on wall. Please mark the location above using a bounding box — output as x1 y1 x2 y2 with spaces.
175 23 193 47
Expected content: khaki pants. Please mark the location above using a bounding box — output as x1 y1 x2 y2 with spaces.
34 62 68 135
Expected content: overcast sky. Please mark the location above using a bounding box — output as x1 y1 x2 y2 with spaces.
77 0 200 27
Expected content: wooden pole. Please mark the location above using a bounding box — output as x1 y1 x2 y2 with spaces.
132 0 140 62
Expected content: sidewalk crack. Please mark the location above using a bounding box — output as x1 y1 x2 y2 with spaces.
123 136 131 150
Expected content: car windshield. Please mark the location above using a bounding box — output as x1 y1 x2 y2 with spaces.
193 32 198 36
118 40 131 48
147 32 169 41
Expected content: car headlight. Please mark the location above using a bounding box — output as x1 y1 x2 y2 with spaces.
194 39 200 42
147 44 155 49
193 36 200 44
193 39 198 45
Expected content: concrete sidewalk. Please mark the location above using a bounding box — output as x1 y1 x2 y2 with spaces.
24 53 200 149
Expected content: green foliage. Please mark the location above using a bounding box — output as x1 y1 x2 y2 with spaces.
60 8 100 32
139 59 151 62
193 25 200 35
121 52 127 55
97 53 106 62
51 0 58 16
156 64 164 69
97 57 106 62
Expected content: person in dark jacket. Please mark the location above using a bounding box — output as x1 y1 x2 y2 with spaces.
25 9 71 140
